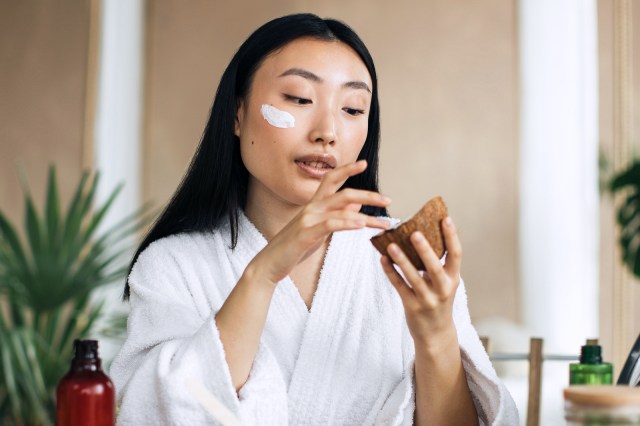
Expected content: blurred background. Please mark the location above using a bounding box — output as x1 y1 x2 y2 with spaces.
1 0 639 424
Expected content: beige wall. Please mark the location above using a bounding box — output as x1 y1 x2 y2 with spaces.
0 2 92 225
143 0 520 323
0 1 519 323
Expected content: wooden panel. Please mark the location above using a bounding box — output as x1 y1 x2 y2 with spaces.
0 2 91 223
598 0 640 372
527 337 543 426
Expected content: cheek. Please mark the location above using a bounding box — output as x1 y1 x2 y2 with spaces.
248 106 301 141
239 115 296 168
341 122 369 158
241 114 276 150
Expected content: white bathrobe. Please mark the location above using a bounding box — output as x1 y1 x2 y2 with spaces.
110 212 518 425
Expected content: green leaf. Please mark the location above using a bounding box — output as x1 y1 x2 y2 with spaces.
9 331 52 425
611 161 640 280
77 299 106 338
0 334 20 421
94 201 156 249
58 294 91 353
20 332 48 399
24 190 43 259
44 309 62 349
76 183 124 253
45 166 61 253
0 210 29 277
0 212 31 298
0 397 10 423
611 162 640 192
7 298 25 328
60 171 90 255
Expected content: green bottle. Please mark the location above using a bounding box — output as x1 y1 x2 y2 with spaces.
569 339 613 385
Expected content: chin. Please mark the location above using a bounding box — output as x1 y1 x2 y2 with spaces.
284 185 318 207
287 193 315 207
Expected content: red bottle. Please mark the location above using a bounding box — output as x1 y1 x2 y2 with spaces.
56 339 115 426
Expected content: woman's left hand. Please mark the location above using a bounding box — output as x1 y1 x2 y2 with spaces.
381 216 462 346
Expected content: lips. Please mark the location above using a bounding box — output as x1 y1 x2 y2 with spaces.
294 154 337 169
294 154 337 179
299 161 332 169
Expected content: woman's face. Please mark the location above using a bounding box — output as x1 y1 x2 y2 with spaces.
235 37 373 209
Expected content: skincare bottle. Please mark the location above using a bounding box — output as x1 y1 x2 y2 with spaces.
56 339 115 426
569 339 613 385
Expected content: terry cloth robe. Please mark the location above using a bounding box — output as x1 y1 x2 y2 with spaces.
110 212 518 425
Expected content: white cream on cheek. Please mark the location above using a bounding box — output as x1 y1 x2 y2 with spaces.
260 104 295 128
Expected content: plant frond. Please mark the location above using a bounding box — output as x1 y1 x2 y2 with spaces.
45 166 62 253
0 166 152 424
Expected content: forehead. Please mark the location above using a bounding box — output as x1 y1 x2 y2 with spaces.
255 38 372 86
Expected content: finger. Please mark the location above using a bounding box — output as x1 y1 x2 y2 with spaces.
304 216 368 238
380 255 414 301
441 217 462 277
316 210 390 232
313 160 368 199
322 188 391 211
386 243 430 298
355 214 390 230
410 231 448 290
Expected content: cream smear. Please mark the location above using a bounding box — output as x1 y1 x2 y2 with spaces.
261 104 295 128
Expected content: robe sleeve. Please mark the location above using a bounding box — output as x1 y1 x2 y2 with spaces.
453 279 520 425
374 279 518 426
109 238 289 425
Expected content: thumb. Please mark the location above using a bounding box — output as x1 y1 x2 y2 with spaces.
381 255 414 302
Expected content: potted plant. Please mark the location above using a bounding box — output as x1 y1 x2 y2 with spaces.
610 161 640 278
0 166 152 425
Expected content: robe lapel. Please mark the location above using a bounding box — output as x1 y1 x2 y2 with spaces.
224 213 368 421
286 229 361 422
225 214 310 385
222 216 405 424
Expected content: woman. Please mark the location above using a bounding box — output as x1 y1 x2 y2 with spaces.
111 13 518 425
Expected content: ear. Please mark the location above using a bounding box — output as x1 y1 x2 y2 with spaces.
234 99 244 138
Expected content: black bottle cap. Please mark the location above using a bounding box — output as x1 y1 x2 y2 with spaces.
74 339 99 360
580 339 603 364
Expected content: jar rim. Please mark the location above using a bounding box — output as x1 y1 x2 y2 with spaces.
564 386 640 407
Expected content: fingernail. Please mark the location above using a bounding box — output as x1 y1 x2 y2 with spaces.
444 217 452 227
379 219 391 228
381 195 392 203
412 231 425 242
388 244 400 255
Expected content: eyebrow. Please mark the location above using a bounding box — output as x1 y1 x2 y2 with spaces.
278 67 371 93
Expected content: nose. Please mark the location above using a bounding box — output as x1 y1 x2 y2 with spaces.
309 110 337 145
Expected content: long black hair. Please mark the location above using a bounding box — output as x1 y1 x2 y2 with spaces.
124 13 387 299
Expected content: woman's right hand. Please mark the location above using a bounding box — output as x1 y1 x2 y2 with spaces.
250 160 392 286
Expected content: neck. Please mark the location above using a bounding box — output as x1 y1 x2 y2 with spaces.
244 182 304 240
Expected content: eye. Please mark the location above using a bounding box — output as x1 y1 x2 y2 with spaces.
343 107 365 116
284 94 312 105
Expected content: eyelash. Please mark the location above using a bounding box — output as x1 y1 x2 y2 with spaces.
283 94 365 116
344 108 365 116
284 94 312 105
